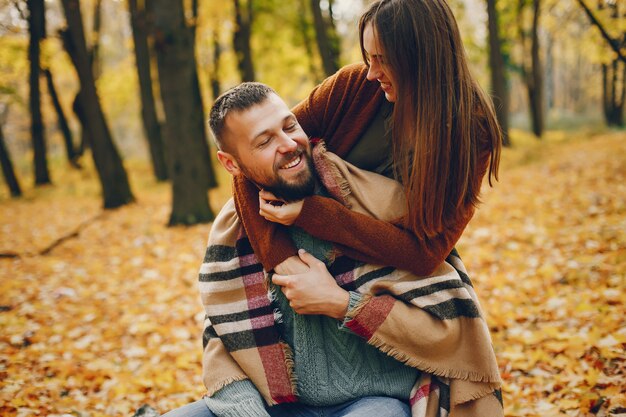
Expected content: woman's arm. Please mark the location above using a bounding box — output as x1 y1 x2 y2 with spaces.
260 192 469 277
293 195 472 276
261 147 491 276
258 191 463 276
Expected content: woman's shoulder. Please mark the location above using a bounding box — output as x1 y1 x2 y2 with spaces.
324 63 370 92
337 62 368 77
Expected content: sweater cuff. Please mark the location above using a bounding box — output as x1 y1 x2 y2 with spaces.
338 291 364 333
292 196 320 230
262 240 298 272
204 379 270 417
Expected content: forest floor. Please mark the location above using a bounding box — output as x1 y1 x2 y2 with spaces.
0 129 625 417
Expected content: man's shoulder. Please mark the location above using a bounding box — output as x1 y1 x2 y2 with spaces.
315 146 406 221
208 198 241 247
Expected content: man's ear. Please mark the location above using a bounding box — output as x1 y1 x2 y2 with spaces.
217 150 242 176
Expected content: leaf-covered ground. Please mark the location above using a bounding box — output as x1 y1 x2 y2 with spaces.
1 130 624 417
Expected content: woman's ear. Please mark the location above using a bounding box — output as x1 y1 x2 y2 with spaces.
217 151 242 176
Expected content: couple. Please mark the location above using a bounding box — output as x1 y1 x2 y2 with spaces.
165 0 502 416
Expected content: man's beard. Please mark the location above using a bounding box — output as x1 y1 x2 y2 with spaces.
241 149 317 202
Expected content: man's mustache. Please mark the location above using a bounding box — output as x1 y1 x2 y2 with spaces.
274 147 307 170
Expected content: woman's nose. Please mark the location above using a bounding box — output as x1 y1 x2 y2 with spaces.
366 61 381 81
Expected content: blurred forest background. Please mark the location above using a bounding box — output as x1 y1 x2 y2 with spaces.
0 0 624 416
0 0 623 215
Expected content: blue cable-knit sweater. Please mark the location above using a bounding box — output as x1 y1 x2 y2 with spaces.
204 227 419 417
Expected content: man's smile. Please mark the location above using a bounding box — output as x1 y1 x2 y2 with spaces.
279 154 303 170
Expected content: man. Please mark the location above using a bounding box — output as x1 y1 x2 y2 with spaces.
163 83 501 417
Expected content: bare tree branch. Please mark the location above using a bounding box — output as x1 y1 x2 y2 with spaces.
12 0 27 21
575 0 626 63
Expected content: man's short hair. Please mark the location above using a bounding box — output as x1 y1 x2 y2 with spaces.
209 82 277 152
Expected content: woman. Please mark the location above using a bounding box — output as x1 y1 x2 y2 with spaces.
240 0 502 277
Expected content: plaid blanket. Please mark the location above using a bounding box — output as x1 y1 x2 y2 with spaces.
199 143 503 416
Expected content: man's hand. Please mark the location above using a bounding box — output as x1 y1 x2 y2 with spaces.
274 255 310 275
272 249 349 320
258 190 304 226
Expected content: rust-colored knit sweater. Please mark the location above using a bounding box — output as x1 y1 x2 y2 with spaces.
232 63 490 275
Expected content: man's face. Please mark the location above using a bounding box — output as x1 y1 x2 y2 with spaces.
218 93 315 201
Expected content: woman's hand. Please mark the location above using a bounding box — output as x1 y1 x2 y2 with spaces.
258 190 304 226
272 249 349 320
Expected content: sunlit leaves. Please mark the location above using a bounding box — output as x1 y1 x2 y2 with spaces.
459 130 626 416
1 130 625 415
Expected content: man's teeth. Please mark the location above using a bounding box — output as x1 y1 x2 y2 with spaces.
281 155 301 169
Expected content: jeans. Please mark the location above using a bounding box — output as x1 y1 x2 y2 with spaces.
162 396 411 417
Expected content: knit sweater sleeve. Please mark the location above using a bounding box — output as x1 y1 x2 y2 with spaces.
204 380 271 417
232 175 298 272
293 196 472 277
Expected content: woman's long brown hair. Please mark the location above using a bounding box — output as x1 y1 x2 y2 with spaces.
359 0 502 240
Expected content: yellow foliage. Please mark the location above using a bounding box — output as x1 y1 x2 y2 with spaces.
1 130 625 416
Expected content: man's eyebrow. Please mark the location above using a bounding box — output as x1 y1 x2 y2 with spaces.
252 115 296 141
251 128 272 144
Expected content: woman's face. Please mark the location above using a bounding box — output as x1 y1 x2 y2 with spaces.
363 23 397 103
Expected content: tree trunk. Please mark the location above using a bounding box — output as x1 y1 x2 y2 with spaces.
90 0 103 80
233 0 255 81
70 0 102 158
60 0 134 208
184 0 217 188
610 59 618 122
327 0 336 29
128 0 168 181
617 58 626 127
486 0 510 146
192 64 218 189
603 59 625 127
0 118 22 198
310 0 340 76
517 0 544 138
208 28 222 100
28 0 51 185
545 32 554 110
152 0 215 225
43 68 80 168
70 88 88 156
528 0 544 137
602 63 609 123
191 0 199 43
298 0 322 83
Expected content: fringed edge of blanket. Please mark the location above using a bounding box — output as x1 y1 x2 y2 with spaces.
204 374 250 399
281 340 299 400
312 140 352 207
451 381 503 406
367 334 502 387
346 295 502 390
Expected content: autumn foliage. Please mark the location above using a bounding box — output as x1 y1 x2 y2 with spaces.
1 130 625 416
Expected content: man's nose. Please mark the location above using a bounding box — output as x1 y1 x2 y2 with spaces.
277 132 298 153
